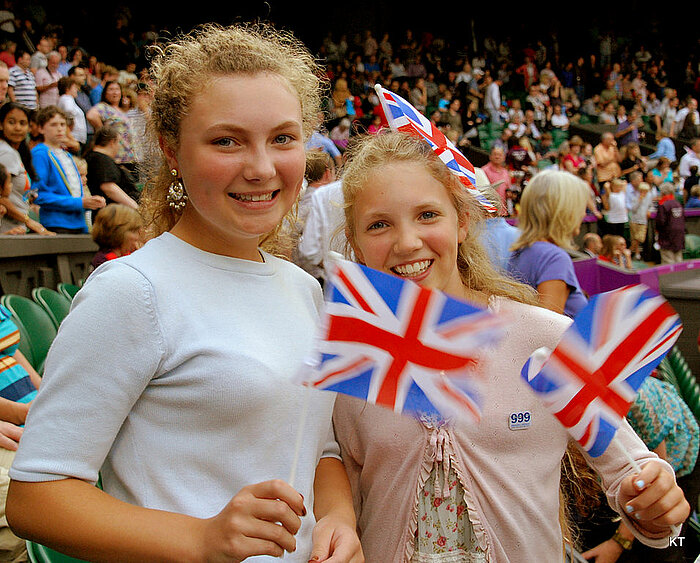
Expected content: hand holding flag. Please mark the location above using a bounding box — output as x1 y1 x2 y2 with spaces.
521 284 682 457
296 258 508 424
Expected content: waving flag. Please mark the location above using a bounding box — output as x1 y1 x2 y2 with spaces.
297 259 507 423
374 84 497 214
521 284 682 457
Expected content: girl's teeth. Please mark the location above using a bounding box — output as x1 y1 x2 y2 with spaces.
394 260 430 276
234 192 274 202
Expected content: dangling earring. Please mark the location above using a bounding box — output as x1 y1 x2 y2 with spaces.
167 169 188 212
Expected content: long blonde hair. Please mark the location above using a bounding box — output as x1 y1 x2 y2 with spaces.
511 169 589 252
341 131 537 305
139 22 326 252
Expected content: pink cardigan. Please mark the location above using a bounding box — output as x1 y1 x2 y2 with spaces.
333 297 678 562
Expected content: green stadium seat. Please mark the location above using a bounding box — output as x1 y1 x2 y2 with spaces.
27 542 89 563
32 287 72 330
57 283 80 301
0 294 57 375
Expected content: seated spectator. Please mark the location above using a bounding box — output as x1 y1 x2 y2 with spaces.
534 132 557 163
506 136 533 173
548 103 569 130
522 109 541 142
84 126 139 209
598 101 617 125
0 304 41 563
460 98 482 148
686 184 700 208
599 234 633 268
31 106 106 233
89 202 143 273
506 111 526 137
581 232 602 258
599 79 619 108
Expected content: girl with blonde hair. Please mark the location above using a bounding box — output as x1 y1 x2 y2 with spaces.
7 23 362 563
333 131 688 562
507 169 590 317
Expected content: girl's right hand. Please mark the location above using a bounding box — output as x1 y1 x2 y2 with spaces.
201 479 306 562
0 421 23 451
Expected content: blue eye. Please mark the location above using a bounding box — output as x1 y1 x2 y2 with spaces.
420 211 438 220
214 137 236 147
367 221 387 230
274 134 295 144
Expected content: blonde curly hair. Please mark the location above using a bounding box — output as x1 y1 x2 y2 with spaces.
139 22 327 250
340 131 537 305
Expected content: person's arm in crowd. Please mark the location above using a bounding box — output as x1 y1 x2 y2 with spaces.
536 279 570 315
85 106 103 131
0 195 54 235
98 183 138 209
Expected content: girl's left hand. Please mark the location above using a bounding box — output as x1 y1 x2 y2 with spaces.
308 514 363 563
619 461 690 535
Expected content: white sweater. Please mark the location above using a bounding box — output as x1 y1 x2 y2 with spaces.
11 232 338 561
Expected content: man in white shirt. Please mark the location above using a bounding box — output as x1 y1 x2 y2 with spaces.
295 179 349 284
484 74 502 124
678 138 700 182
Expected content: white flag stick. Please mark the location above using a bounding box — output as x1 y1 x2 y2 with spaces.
288 384 311 488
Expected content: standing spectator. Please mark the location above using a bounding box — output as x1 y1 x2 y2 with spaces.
548 103 570 131
0 102 52 235
7 48 36 109
67 65 94 142
0 39 15 68
482 145 511 208
678 138 700 183
57 76 87 150
515 55 538 90
601 178 629 239
619 142 647 179
0 60 7 103
484 74 502 124
28 36 50 72
35 51 61 108
615 108 642 147
86 81 137 174
655 182 686 264
32 106 106 233
674 98 699 142
658 96 679 136
561 135 585 173
56 45 71 76
593 131 621 184
409 77 427 115
646 132 677 167
89 64 119 106
84 126 139 209
626 174 653 260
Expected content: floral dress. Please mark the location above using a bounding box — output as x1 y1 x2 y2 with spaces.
93 102 136 164
412 419 486 562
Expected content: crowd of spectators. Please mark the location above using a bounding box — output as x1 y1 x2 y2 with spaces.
0 4 698 239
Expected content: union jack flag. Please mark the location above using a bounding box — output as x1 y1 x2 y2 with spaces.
374 84 497 214
521 284 682 457
297 259 507 423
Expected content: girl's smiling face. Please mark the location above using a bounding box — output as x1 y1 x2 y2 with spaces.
165 73 306 260
351 162 468 298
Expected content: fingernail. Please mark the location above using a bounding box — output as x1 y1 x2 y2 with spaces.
635 479 645 489
625 504 634 513
308 558 320 562
301 504 307 517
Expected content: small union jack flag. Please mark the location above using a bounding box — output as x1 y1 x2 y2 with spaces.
521 285 682 457
374 84 497 214
297 259 507 423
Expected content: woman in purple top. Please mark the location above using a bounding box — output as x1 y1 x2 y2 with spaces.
507 169 589 317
